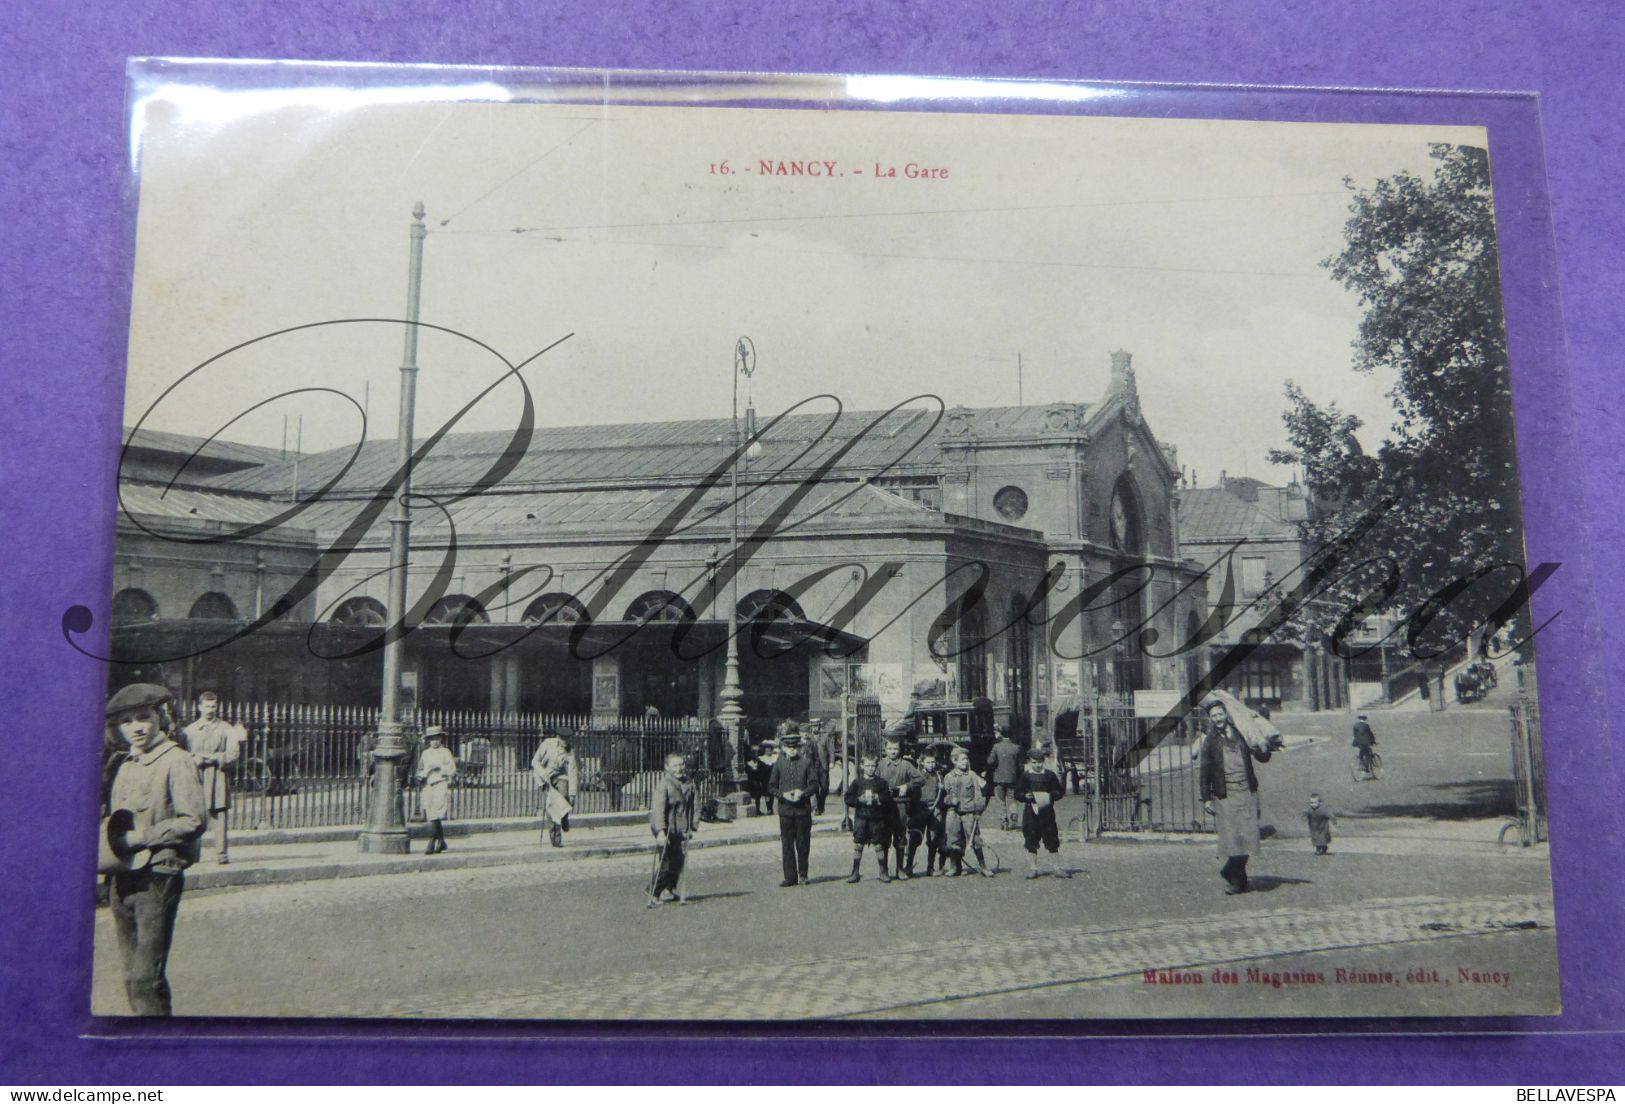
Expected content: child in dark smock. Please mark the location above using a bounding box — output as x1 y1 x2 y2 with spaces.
844 756 894 883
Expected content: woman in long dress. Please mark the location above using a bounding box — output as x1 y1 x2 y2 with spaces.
1197 692 1274 894
415 726 458 854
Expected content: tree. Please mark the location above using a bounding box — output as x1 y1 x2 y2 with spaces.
1267 144 1529 661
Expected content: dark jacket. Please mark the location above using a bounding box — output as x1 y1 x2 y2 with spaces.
843 776 893 820
1352 721 1377 749
1014 767 1064 811
768 753 820 813
1198 730 1271 801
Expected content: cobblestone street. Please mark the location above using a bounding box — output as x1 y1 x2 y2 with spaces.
90 694 1559 1021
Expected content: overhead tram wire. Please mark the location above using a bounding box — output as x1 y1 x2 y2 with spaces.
454 231 1323 281
431 189 1350 237
437 121 599 228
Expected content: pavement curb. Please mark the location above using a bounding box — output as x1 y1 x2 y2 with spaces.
188 820 845 891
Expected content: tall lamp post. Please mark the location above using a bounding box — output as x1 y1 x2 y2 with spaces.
717 337 757 805
359 200 427 854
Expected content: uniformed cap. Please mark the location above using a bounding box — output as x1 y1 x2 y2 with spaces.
779 731 802 746
106 683 170 717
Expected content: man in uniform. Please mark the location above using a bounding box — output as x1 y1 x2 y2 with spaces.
531 725 578 847
768 731 819 886
180 690 245 864
103 683 207 1016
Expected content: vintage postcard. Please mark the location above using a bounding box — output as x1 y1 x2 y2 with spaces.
92 66 1556 1020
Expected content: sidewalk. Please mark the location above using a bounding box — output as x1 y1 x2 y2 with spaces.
188 810 847 891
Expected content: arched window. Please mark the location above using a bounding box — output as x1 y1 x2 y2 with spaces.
331 596 387 627
625 590 695 625
112 588 159 622
188 592 239 620
1108 473 1144 555
522 593 590 625
738 589 804 623
422 595 490 627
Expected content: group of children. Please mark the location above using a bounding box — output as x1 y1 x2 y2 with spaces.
844 738 1072 882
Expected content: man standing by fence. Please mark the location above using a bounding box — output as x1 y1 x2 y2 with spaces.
532 726 578 848
180 691 244 864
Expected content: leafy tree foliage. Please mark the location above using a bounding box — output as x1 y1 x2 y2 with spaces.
1267 144 1529 661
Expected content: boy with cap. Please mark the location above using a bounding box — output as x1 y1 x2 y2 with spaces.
909 749 946 876
939 747 995 877
103 683 207 1016
649 751 699 905
873 737 925 880
768 730 819 886
1015 746 1071 879
843 755 894 882
180 690 244 864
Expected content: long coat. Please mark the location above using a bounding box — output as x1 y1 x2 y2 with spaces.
415 745 458 821
181 717 244 814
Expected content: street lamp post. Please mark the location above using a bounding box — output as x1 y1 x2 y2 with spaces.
717 338 756 809
359 200 427 854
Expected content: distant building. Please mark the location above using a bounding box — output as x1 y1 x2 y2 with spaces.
1176 473 1349 712
108 351 1208 738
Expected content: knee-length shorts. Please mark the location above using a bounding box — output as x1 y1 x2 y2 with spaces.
1022 806 1060 853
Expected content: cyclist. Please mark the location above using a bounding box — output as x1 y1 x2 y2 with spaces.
1352 714 1378 775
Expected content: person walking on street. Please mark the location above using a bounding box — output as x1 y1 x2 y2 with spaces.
179 690 244 864
531 726 578 848
415 726 458 854
648 751 698 906
103 683 207 1016
986 724 1023 830
769 731 819 886
1198 691 1276 894
1305 792 1336 855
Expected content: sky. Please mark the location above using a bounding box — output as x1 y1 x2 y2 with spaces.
121 76 1492 488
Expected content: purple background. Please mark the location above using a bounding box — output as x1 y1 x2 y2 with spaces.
4 1 1622 1085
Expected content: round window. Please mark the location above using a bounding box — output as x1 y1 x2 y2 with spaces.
993 485 1029 521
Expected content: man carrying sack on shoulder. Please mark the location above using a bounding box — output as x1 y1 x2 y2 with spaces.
531 725 578 848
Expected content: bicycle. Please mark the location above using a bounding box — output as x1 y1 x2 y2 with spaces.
1349 750 1384 782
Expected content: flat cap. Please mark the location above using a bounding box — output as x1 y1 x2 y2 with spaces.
106 683 170 717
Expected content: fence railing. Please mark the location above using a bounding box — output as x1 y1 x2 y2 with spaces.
1052 694 1208 836
1506 694 1547 846
210 702 724 830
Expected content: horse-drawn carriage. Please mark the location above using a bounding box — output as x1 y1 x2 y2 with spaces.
1455 660 1497 704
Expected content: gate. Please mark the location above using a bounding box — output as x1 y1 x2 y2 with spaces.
1053 693 1207 836
1505 694 1547 846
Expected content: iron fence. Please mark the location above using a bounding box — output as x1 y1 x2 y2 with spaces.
1506 694 1547 846
1053 694 1208 836
211 701 721 830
